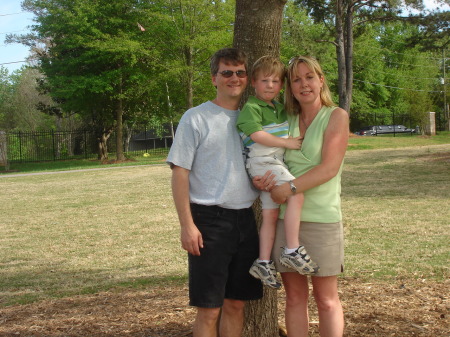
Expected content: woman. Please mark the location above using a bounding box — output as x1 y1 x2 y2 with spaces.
257 56 348 336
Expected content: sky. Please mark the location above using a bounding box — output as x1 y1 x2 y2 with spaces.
0 0 34 73
1 0 448 74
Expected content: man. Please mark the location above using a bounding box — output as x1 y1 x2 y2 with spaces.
167 48 263 337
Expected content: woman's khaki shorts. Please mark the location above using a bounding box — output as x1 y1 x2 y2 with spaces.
272 219 344 277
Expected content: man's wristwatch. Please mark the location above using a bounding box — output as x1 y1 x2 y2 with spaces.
289 180 297 194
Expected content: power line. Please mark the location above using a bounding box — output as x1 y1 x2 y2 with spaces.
0 12 25 17
0 30 27 35
0 60 27 66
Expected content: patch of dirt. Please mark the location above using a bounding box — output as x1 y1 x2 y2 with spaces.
0 170 19 174
418 151 450 163
101 159 137 165
0 278 448 336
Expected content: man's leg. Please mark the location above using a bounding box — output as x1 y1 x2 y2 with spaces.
193 307 221 337
219 299 245 337
189 204 232 336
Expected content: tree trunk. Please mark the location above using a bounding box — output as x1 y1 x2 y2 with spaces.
115 97 125 161
0 131 9 171
344 1 354 114
234 0 287 104
115 75 125 161
335 0 355 114
165 82 175 139
123 123 132 153
242 202 280 337
97 132 109 161
234 1 287 336
184 45 194 109
336 0 348 112
96 126 113 161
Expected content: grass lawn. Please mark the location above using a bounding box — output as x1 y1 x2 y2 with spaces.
1 150 169 174
0 135 449 336
1 132 449 175
342 145 449 280
0 134 448 307
347 131 450 150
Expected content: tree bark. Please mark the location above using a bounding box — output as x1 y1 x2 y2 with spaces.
184 45 194 109
115 98 125 161
242 202 280 337
97 132 109 161
335 0 355 114
234 0 287 103
233 1 287 336
336 0 348 112
96 126 113 161
344 1 354 114
0 131 9 171
115 75 125 161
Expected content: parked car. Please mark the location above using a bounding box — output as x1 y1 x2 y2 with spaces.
394 125 415 133
356 125 414 136
376 125 414 134
356 126 376 136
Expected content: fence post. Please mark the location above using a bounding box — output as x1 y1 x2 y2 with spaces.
425 112 436 136
145 127 148 153
0 131 8 170
84 130 88 159
19 131 23 162
52 129 56 161
392 111 396 137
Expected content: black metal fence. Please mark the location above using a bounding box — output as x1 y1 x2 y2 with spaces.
3 128 173 163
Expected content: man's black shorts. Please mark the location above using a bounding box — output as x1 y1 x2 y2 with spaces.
188 203 263 308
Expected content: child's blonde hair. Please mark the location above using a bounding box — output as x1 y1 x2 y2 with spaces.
284 56 334 115
251 55 286 81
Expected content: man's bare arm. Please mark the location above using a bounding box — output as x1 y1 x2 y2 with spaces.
171 165 203 256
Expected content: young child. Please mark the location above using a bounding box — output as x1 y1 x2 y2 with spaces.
237 56 319 289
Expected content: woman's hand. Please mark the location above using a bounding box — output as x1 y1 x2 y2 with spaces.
270 182 290 204
252 170 277 191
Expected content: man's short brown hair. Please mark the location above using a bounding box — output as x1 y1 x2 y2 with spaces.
210 48 248 75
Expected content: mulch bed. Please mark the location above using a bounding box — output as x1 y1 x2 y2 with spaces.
0 278 448 336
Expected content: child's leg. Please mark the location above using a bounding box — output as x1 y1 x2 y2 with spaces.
283 192 304 249
279 192 319 275
259 208 279 260
250 207 281 289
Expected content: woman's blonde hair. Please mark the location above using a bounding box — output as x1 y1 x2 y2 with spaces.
284 56 334 115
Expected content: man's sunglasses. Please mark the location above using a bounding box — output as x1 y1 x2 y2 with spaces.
217 70 247 78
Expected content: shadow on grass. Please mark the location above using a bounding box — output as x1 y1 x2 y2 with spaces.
0 273 188 307
342 146 450 199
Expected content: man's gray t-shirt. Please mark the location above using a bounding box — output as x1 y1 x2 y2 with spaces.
167 101 258 209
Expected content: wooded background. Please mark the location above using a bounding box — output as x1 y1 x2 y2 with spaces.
1 0 448 163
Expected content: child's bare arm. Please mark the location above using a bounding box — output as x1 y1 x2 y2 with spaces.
251 131 302 149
